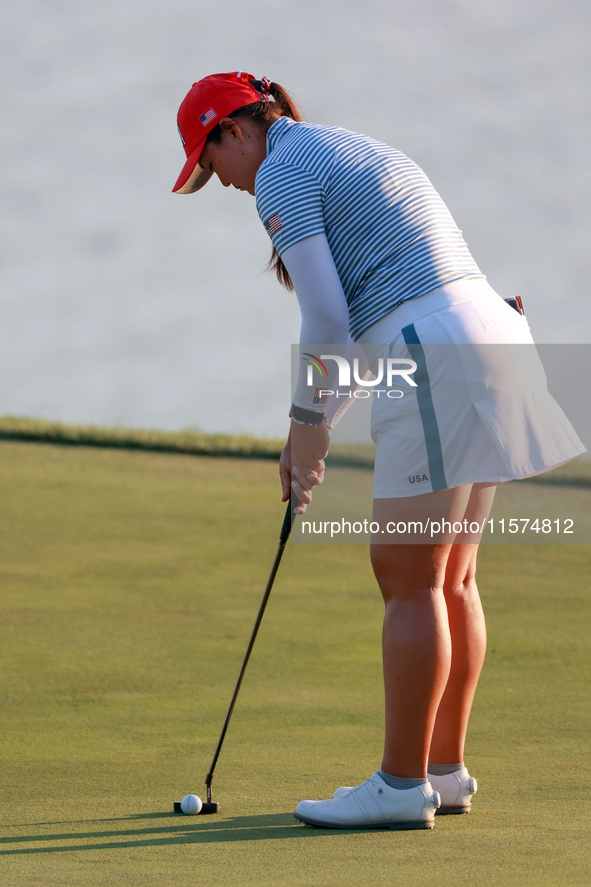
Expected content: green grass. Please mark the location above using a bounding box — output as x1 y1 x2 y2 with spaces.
0 439 589 886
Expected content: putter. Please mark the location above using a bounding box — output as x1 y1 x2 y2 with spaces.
174 494 298 815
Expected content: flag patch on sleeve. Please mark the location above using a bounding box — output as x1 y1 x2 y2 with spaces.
199 108 218 126
313 387 328 405
265 213 283 236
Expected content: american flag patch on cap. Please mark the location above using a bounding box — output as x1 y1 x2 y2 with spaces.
199 108 218 127
265 213 283 236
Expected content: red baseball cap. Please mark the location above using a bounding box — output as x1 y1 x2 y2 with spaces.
173 71 270 194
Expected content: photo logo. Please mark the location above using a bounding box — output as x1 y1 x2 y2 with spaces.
305 354 418 387
303 353 418 402
304 353 329 383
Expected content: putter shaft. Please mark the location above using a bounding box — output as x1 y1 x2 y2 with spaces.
205 497 297 801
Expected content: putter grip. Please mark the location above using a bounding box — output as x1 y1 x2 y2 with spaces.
279 494 298 546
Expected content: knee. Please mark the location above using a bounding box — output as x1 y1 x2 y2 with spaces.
370 543 447 602
442 545 480 602
442 573 478 603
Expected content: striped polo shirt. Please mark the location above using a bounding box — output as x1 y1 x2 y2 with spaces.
255 116 484 340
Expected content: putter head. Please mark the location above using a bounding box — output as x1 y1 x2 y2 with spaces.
173 801 221 815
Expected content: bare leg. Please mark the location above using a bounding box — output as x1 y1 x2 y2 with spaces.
372 544 451 777
370 485 475 778
429 483 496 763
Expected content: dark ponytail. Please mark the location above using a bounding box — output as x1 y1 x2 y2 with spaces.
260 80 304 123
205 80 303 291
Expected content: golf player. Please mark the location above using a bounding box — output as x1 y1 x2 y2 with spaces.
172 72 585 830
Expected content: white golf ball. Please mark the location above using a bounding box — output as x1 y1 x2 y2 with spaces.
180 794 203 815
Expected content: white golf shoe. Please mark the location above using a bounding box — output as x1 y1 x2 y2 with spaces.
426 766 477 814
294 771 440 830
334 766 478 815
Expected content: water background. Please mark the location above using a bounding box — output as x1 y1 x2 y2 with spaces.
2 0 590 438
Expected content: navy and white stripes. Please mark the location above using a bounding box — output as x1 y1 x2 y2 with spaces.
255 117 483 340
